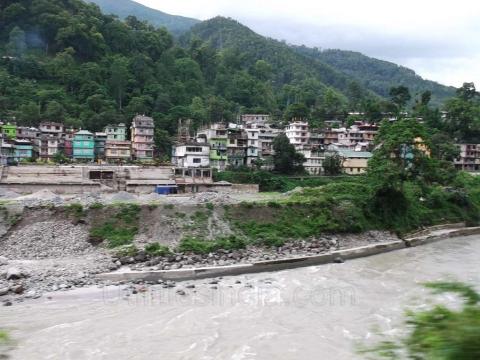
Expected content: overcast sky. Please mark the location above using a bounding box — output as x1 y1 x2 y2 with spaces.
135 0 480 88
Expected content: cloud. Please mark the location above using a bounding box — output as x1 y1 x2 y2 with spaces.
136 0 480 87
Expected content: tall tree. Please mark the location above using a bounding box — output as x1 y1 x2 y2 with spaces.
272 134 305 174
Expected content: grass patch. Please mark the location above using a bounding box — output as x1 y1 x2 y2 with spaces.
163 204 174 210
144 242 172 256
89 204 140 248
114 244 139 257
89 202 104 209
205 202 214 211
66 203 84 219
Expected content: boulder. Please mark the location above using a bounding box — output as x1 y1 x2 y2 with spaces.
0 256 8 266
0 287 9 296
6 267 23 280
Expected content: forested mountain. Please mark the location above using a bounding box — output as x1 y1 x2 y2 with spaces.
293 47 455 107
183 17 455 106
86 0 200 36
0 0 469 158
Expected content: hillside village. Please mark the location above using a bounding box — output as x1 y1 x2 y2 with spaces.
0 113 477 178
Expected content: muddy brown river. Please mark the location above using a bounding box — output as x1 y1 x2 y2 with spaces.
1 234 479 359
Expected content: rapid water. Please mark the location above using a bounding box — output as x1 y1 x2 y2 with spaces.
1 235 479 359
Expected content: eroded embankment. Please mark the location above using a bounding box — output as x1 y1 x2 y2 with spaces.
0 201 400 303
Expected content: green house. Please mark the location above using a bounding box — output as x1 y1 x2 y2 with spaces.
104 123 127 141
73 130 95 161
1 123 17 140
14 140 34 162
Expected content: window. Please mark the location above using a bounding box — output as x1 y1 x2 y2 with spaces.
193 158 201 163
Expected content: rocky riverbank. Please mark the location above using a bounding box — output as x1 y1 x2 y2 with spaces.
0 222 397 305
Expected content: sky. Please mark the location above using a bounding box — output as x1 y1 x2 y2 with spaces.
134 0 480 88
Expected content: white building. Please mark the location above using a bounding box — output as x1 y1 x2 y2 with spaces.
245 127 260 166
285 120 310 150
241 114 270 124
300 148 325 175
172 143 210 168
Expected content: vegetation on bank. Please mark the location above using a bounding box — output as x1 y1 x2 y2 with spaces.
89 203 140 248
362 282 480 359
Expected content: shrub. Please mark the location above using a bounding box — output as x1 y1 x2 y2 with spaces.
89 202 104 210
177 235 246 254
66 203 84 219
114 244 139 257
144 242 172 256
163 204 174 210
205 202 214 211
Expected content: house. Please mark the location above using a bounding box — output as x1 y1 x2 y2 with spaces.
227 126 247 168
196 123 228 171
285 120 310 150
172 143 210 168
39 122 64 138
13 139 34 162
0 135 14 165
105 140 131 163
241 114 270 124
94 132 107 160
454 144 480 171
104 123 127 141
1 123 17 140
245 126 260 166
300 147 325 175
38 135 60 160
63 129 76 158
73 130 95 161
337 149 372 174
131 115 154 160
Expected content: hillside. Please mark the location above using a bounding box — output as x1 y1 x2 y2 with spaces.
86 0 200 35
293 47 455 106
183 17 455 105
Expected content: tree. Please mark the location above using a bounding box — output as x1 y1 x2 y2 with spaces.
284 103 309 120
323 153 343 175
6 26 26 58
363 282 480 359
272 134 305 174
108 56 131 110
389 86 411 112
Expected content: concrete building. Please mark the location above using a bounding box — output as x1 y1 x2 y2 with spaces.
39 122 64 138
105 141 132 163
105 123 127 141
63 129 75 158
73 130 95 161
454 144 480 171
245 127 260 166
38 135 60 161
300 147 325 175
227 126 247 168
94 132 107 160
241 114 270 124
1 123 17 140
13 139 34 162
337 149 372 174
285 120 310 150
131 115 154 160
172 143 210 168
196 123 228 171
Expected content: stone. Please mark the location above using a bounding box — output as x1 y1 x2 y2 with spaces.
185 284 195 289
333 257 345 264
0 287 9 296
0 256 8 266
6 267 23 280
3 300 12 306
176 290 186 296
11 284 24 294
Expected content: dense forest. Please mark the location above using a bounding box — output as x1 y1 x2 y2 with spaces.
0 0 478 155
88 0 200 36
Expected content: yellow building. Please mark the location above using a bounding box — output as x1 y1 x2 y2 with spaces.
338 150 373 174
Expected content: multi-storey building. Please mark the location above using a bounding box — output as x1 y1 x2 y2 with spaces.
172 143 210 168
105 140 131 163
63 129 76 158
39 122 64 138
0 135 14 165
300 147 325 175
105 123 127 141
227 125 247 168
196 123 228 170
131 115 154 160
13 139 34 162
241 114 270 124
245 126 260 166
1 123 17 140
454 144 480 171
38 135 60 160
73 130 95 161
285 120 310 150
94 132 107 160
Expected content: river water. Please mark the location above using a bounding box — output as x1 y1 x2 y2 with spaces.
1 234 479 359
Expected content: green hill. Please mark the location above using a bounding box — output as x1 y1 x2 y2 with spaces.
293 47 455 106
183 17 455 106
86 0 200 35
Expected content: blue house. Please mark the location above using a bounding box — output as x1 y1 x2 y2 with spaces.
73 130 95 161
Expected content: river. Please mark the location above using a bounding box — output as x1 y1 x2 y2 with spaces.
1 234 479 359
